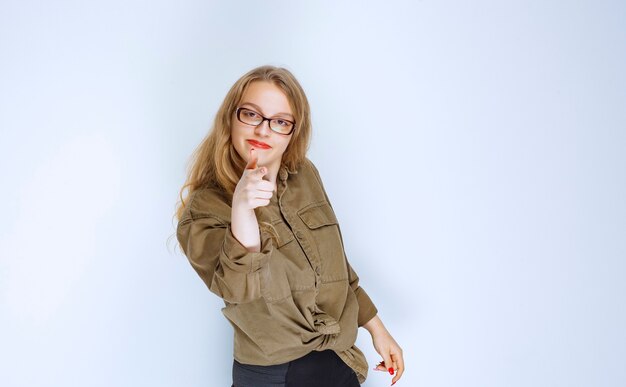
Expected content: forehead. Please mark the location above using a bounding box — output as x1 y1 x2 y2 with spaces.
240 81 293 116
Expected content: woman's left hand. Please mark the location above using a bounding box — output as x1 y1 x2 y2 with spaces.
364 315 404 385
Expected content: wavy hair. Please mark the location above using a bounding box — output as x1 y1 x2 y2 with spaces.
173 65 312 223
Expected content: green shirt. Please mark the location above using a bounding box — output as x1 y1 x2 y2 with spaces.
176 157 378 384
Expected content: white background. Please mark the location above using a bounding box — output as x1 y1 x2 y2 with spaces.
1 1 625 386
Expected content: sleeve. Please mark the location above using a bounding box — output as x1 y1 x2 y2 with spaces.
339 224 378 327
306 159 379 327
177 211 275 304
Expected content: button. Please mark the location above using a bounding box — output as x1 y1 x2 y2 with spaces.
315 267 321 275
295 231 304 239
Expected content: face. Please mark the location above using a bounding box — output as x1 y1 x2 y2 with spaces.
231 81 295 173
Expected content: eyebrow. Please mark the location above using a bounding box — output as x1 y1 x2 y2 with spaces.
240 102 294 119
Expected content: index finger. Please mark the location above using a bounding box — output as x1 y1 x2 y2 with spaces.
245 147 258 170
391 353 404 385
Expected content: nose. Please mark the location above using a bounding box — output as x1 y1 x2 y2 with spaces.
254 120 272 137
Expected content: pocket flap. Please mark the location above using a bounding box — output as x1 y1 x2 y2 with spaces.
297 201 338 229
260 220 295 248
273 220 295 247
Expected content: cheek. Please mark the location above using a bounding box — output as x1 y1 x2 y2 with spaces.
231 126 247 146
276 137 292 155
230 125 240 140
230 127 246 156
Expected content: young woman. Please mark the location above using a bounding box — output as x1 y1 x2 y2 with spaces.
175 65 404 386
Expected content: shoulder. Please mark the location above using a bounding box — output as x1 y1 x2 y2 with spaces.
301 156 318 171
280 157 321 186
299 157 325 189
179 186 231 224
299 157 322 180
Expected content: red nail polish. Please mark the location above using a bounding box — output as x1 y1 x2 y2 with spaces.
388 367 394 375
391 381 396 386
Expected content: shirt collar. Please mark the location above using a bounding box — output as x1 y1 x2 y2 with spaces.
278 162 298 182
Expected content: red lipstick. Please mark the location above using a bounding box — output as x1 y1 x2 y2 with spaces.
247 139 271 149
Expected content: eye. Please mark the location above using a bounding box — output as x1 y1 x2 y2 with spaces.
243 110 259 118
276 119 288 127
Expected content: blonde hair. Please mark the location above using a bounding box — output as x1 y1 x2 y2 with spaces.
173 65 312 224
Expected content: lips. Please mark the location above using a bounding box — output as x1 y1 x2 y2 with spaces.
247 139 271 149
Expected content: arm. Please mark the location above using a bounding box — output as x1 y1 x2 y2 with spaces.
345 236 378 326
231 205 262 252
178 150 277 303
307 159 405 384
228 147 275 253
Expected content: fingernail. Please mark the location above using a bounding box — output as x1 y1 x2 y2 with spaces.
391 381 396 386
388 367 394 375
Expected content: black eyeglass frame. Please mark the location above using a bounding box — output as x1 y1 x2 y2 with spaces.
235 107 296 136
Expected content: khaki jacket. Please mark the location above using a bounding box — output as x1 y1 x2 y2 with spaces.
176 157 378 383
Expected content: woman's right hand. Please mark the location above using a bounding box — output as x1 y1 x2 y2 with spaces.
232 148 276 211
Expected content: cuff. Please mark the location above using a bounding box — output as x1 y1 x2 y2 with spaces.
354 287 378 327
221 225 274 273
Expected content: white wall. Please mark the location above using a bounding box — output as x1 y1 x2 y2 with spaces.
1 1 624 386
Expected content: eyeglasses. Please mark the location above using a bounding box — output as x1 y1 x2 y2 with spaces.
235 107 295 135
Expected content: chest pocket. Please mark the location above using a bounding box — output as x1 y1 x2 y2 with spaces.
297 201 348 282
258 219 308 302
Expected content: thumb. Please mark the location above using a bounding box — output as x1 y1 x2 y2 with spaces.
253 165 268 177
245 148 258 170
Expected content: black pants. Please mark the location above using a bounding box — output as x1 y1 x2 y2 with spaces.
232 349 360 387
